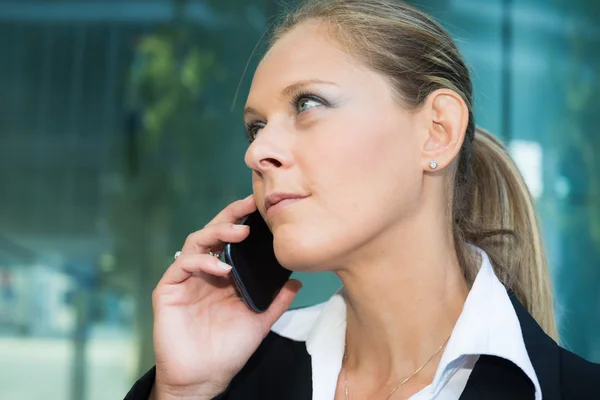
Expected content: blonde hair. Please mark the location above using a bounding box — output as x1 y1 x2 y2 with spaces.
271 0 557 339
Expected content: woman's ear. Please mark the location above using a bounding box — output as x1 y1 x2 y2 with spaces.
419 89 469 171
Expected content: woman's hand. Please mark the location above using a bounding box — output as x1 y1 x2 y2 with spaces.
151 195 302 400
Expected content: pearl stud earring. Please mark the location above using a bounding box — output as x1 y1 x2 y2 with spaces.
429 160 438 169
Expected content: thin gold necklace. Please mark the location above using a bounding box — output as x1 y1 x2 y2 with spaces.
342 334 451 400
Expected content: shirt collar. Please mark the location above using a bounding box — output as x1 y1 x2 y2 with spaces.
274 248 541 400
430 249 541 399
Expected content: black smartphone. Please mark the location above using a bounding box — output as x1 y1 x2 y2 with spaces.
224 210 292 313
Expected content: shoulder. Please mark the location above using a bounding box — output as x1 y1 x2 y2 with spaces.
124 365 155 399
558 346 600 396
507 290 600 396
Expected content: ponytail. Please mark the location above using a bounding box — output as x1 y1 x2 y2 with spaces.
454 127 558 340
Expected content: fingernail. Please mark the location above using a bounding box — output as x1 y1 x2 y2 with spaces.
233 224 248 230
217 260 232 271
245 194 253 200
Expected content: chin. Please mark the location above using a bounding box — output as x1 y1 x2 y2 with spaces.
271 225 331 272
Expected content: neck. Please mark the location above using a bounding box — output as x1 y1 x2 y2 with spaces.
336 211 470 390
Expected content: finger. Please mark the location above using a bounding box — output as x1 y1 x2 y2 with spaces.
160 253 233 285
181 222 250 254
259 279 303 328
206 195 257 226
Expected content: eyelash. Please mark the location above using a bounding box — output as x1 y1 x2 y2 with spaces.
244 91 328 143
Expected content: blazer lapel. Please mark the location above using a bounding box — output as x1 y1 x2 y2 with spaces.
459 355 535 399
507 290 561 399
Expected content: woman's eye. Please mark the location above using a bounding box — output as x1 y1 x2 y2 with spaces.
244 122 263 143
297 97 321 113
244 93 328 144
292 92 327 114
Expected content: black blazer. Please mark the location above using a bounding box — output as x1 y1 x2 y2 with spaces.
124 292 600 399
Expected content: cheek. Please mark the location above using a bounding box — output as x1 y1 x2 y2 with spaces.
319 115 421 207
272 117 422 271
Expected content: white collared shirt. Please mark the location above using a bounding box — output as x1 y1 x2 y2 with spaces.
272 249 542 400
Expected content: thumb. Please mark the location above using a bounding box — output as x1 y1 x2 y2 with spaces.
260 279 303 328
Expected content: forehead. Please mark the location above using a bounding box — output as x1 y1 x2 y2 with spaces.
248 22 364 97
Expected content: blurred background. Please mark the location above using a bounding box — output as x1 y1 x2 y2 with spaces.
0 0 598 398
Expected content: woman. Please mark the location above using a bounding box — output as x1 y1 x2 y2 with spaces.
125 1 599 399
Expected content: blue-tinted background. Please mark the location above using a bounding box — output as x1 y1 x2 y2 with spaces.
0 0 598 398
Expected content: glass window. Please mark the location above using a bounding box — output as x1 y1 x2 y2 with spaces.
0 1 598 398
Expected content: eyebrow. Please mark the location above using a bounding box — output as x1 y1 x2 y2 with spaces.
243 79 339 118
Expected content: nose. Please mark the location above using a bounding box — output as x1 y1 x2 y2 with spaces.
244 121 293 174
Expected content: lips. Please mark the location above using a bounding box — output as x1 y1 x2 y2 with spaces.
265 192 309 212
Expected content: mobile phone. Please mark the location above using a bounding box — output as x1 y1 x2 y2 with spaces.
224 210 292 313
